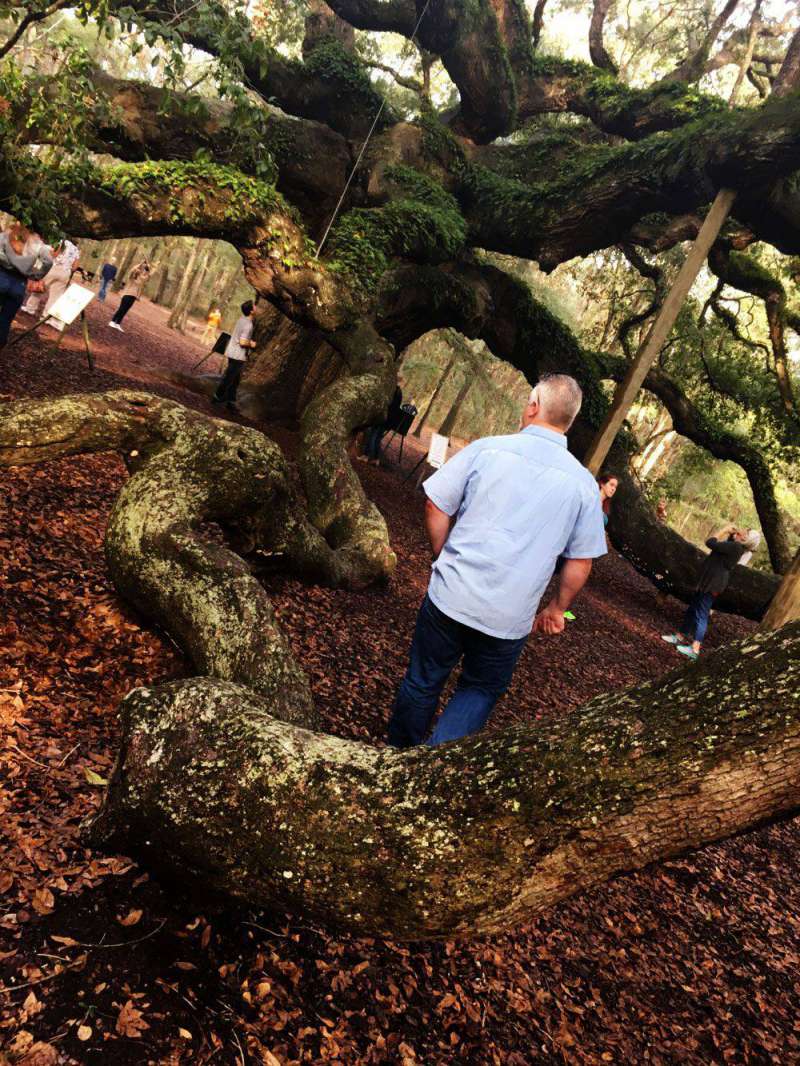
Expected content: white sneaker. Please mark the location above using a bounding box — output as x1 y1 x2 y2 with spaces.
108 321 124 332
661 634 682 645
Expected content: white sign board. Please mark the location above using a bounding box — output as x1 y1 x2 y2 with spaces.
46 283 94 327
427 432 449 469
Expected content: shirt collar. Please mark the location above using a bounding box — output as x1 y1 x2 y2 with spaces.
521 424 568 448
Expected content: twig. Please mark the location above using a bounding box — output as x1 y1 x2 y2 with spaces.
6 742 50 770
72 917 167 949
58 743 79 768
0 957 85 994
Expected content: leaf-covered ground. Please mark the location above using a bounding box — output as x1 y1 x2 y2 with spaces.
2 297 799 1065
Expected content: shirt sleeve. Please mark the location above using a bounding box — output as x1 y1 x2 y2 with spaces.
241 319 254 343
706 537 745 561
563 487 608 560
423 443 478 516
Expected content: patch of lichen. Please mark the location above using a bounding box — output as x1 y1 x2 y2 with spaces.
326 172 466 297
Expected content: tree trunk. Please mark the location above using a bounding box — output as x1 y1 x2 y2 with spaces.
154 264 171 306
413 356 456 438
760 548 800 631
175 243 214 332
438 375 473 437
114 240 141 291
88 620 800 940
239 305 343 423
167 240 202 330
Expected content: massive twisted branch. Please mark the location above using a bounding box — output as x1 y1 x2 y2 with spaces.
85 623 800 939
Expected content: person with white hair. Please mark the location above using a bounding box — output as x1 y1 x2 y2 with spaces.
662 523 761 660
387 373 607 748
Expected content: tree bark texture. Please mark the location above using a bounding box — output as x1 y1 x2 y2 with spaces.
0 391 388 720
239 304 344 423
87 621 800 939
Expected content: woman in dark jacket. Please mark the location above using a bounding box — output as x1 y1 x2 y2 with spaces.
661 523 759 660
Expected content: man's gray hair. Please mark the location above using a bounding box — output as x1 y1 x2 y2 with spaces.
528 374 583 430
744 528 761 552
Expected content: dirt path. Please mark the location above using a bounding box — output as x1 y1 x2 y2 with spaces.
1 302 798 1066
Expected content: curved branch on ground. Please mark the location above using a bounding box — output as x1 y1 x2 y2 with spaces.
85 625 800 938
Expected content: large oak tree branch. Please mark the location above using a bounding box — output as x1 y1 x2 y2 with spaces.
88 622 800 938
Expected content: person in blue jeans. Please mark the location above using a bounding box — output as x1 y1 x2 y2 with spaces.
387 374 608 748
0 223 53 348
662 523 758 660
98 259 118 301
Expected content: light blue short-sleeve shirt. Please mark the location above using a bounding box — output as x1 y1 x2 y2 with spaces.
423 425 607 639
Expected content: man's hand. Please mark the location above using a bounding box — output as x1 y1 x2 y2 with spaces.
533 602 566 635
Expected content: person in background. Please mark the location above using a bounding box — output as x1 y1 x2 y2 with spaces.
97 258 118 302
661 523 761 660
656 497 668 523
212 300 256 409
201 306 222 344
597 472 618 528
109 259 151 332
738 528 761 567
359 380 404 465
387 374 607 748
0 222 53 349
41 238 80 324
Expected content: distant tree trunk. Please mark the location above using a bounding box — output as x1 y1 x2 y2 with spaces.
206 265 234 316
413 355 456 438
114 240 141 291
168 240 202 331
438 375 473 437
175 244 215 332
154 266 171 306
218 266 243 321
760 548 800 631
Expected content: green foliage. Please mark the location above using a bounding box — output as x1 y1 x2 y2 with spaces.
301 39 388 121
96 160 282 227
0 47 99 239
326 170 466 296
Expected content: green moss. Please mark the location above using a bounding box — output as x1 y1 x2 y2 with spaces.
301 39 388 123
96 160 283 226
326 170 466 296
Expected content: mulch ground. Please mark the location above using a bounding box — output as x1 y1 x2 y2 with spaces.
1 299 799 1066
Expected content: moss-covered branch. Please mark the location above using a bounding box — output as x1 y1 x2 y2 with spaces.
89 622 800 938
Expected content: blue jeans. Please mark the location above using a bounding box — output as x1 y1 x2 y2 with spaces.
683 591 714 645
388 595 527 747
0 268 27 348
363 424 385 460
98 278 110 301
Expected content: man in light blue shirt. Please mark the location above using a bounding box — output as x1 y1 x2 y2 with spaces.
387 373 607 748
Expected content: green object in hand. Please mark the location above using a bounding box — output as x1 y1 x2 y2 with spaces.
563 611 576 621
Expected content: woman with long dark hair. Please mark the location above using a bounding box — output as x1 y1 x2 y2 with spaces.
597 472 618 528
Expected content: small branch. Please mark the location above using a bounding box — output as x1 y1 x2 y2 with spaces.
365 59 423 93
0 0 70 59
661 0 741 84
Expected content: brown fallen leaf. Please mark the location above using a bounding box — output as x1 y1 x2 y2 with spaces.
117 908 143 927
51 935 80 947
16 1043 58 1066
116 999 149 1038
31 887 54 915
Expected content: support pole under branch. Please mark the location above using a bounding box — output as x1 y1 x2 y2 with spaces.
760 547 800 631
583 187 738 476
